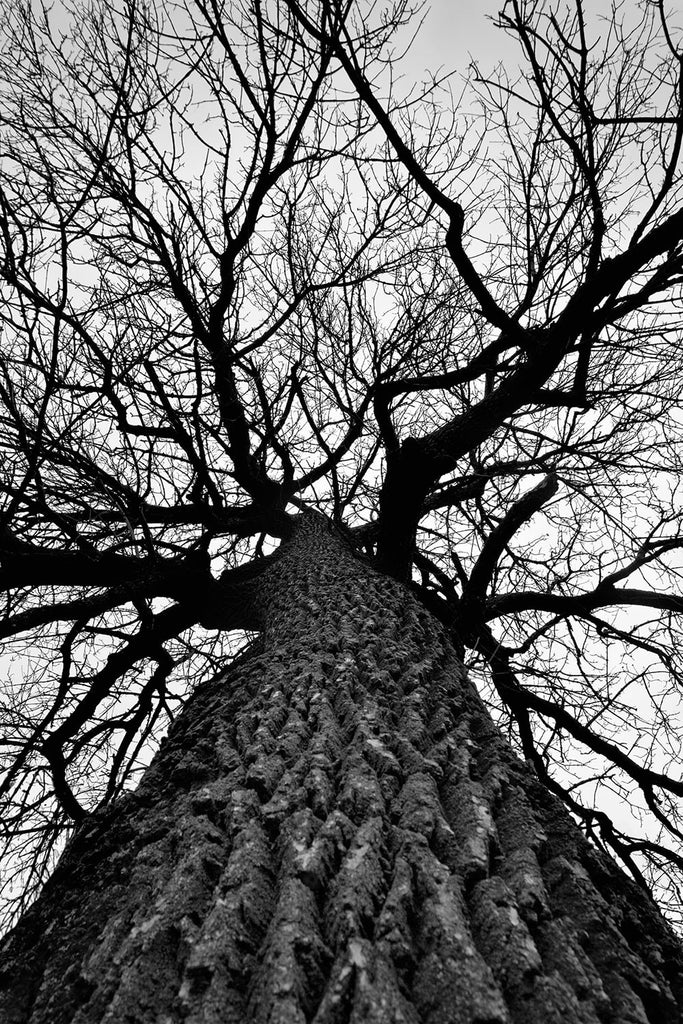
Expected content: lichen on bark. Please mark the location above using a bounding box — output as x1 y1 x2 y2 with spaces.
1 514 682 1023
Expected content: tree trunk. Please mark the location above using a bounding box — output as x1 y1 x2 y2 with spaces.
1 515 682 1023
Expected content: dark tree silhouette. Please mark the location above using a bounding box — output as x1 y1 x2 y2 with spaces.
2 0 683 1019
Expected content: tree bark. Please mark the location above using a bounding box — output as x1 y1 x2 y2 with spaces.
1 514 682 1023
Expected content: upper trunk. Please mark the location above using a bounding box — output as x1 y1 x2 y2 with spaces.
1 513 682 1023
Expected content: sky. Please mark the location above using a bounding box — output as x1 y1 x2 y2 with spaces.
386 1 516 95
408 1 682 84
417 0 511 75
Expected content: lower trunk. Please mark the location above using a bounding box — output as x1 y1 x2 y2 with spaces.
1 516 682 1023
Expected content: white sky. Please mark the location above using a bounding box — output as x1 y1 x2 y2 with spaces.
419 1 510 73
394 1 515 89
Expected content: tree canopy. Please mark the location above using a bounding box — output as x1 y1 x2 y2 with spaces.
2 0 683 929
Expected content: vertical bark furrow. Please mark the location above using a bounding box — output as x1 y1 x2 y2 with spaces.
467 723 682 1022
1 516 682 1022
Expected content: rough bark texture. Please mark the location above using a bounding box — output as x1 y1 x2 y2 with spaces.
1 515 682 1023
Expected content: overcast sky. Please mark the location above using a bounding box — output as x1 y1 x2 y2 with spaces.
392 0 520 92
418 1 510 74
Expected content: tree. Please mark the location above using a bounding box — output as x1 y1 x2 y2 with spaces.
1 0 683 1018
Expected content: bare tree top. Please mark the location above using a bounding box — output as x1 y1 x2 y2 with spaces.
2 0 683 927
